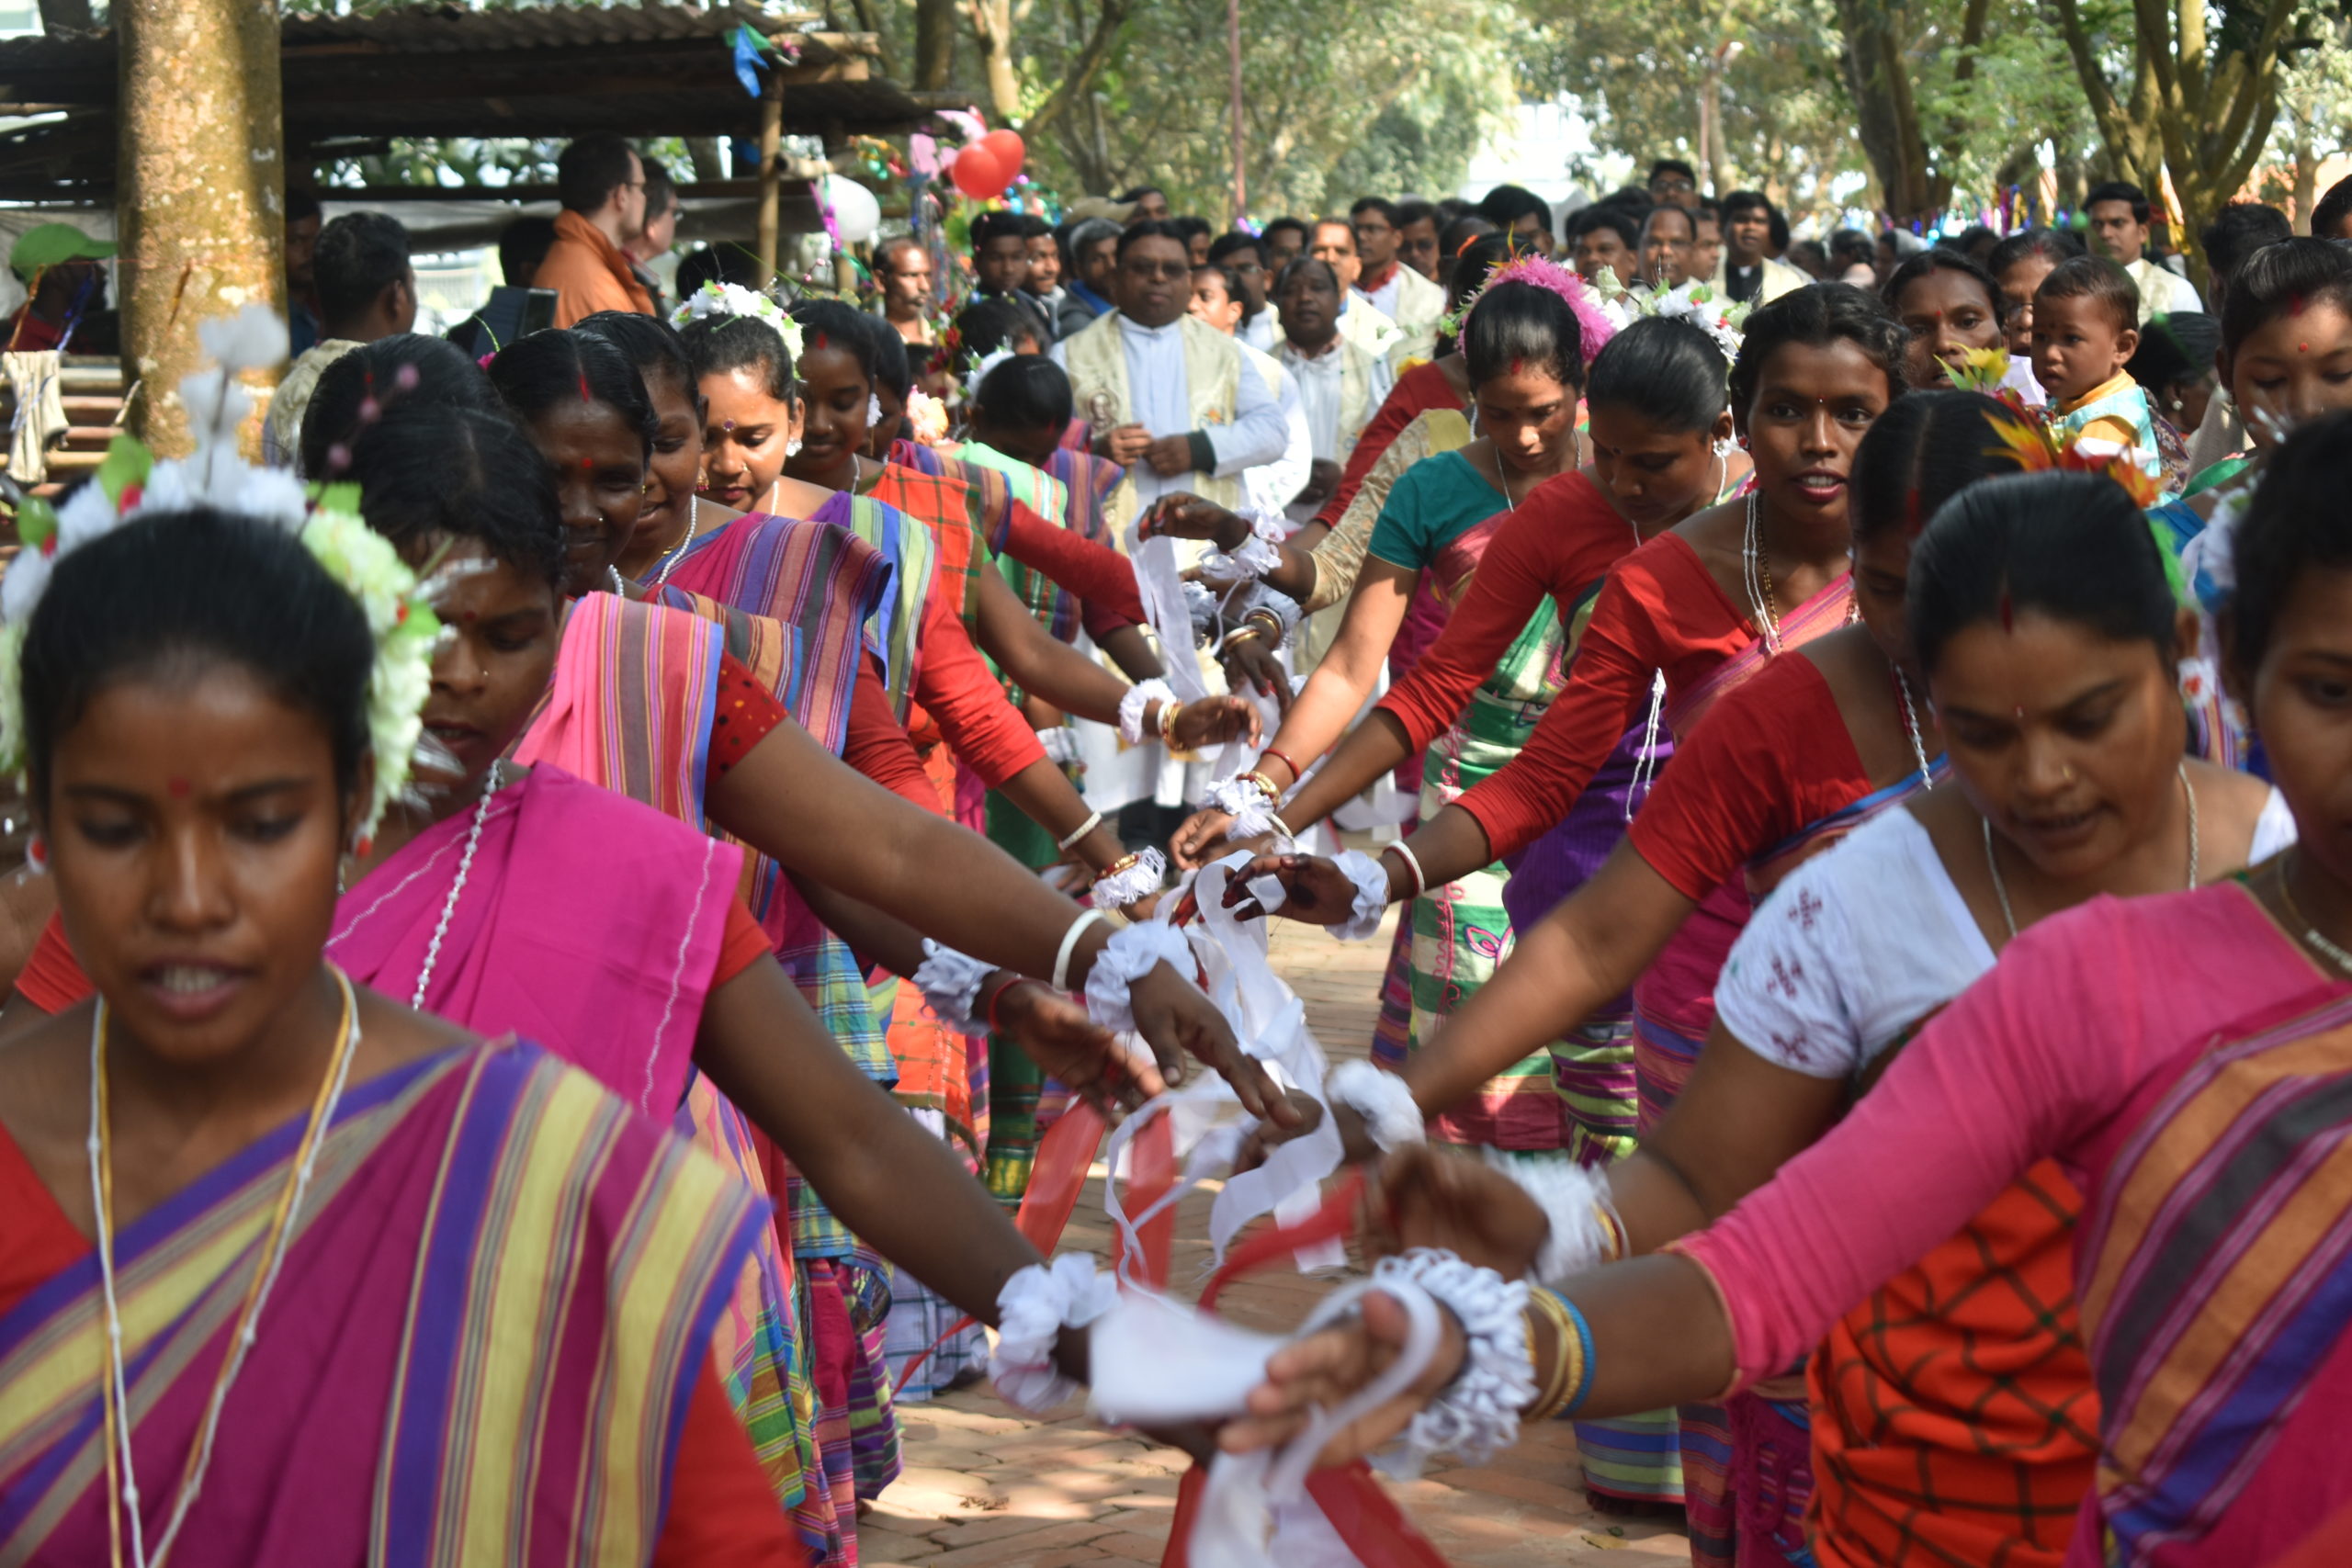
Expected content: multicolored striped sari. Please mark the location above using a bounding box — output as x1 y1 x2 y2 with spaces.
2080 988 2352 1568
1622 572 1854 1568
0 1041 762 1568
515 593 875 1558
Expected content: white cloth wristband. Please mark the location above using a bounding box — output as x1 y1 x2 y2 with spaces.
1375 1249 1533 1471
990 1255 1121 1414
1119 679 1176 746
1326 1059 1424 1152
1208 772 1282 842
1082 919 1196 1035
1484 1150 1623 1285
1091 847 1167 908
1053 908 1108 994
1038 726 1085 766
1204 531 1283 581
1327 849 1396 942
912 941 995 1035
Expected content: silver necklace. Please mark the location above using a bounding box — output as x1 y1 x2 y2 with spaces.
89 966 362 1568
1741 491 1781 654
1894 663 1935 790
2274 852 2352 975
605 565 627 597
412 766 500 1008
1983 761 2197 939
648 496 699 590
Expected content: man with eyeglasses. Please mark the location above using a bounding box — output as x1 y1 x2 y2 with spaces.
1349 196 1444 360
534 133 654 325
1394 198 1442 282
1053 220 1290 515
1646 158 1702 213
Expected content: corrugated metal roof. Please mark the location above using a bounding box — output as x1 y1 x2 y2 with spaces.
0 4 883 93
0 2 951 196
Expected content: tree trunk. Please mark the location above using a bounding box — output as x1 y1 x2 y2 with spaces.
965 0 1023 121
119 0 284 457
914 0 958 89
1836 0 1932 219
685 137 727 183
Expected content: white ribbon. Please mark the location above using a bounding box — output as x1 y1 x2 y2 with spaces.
1086 1269 1447 1568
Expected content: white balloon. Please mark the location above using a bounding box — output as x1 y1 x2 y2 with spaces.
821 174 883 245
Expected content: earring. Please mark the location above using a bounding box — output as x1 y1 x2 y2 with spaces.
867 393 884 424
24 832 46 875
786 436 804 457
1712 435 1734 457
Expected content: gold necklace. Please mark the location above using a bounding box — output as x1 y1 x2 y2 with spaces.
93 966 362 1568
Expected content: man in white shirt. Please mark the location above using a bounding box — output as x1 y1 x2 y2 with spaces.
1348 197 1445 355
1308 216 1405 361
1713 190 1809 305
1272 256 1394 468
1052 221 1291 515
2085 180 2205 321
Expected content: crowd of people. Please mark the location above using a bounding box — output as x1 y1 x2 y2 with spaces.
3 126 2352 1568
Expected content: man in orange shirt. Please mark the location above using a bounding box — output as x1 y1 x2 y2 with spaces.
533 134 654 326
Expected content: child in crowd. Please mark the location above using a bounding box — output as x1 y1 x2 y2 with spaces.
2032 254 2163 478
2128 310 2221 492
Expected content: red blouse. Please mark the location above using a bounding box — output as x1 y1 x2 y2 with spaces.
910 579 1047 787
1453 530 1760 862
0 1121 797 1565
989 497 1147 634
1312 359 1464 531
710 654 786 776
843 653 943 810
1374 470 1640 753
1623 650 1872 902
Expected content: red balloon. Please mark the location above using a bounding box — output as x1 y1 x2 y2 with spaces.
951 144 1006 198
978 129 1025 177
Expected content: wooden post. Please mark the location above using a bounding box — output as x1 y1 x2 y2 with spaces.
1227 0 1246 227
754 92 784 287
118 0 284 455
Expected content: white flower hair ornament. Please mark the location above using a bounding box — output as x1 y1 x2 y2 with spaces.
1635 279 1749 361
673 281 808 363
0 304 443 841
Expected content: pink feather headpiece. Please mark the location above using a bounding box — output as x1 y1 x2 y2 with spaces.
1467 254 1617 365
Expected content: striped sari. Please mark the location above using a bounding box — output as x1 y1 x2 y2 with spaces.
516 591 887 1557
2079 988 2352 1568
1623 573 1854 1568
0 1042 762 1568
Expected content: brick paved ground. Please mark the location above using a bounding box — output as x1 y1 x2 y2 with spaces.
863 913 1694 1567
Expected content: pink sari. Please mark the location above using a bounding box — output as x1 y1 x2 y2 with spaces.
329 765 741 1119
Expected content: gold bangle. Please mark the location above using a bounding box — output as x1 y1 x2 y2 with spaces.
1157 697 1184 745
1238 769 1282 804
1523 1289 1579 1422
1092 852 1140 884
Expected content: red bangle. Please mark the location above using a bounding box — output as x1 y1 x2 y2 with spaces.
987 976 1039 1034
1261 746 1303 783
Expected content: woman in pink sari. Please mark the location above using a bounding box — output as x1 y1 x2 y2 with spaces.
1235 428 2352 1568
1226 286 1910 1563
